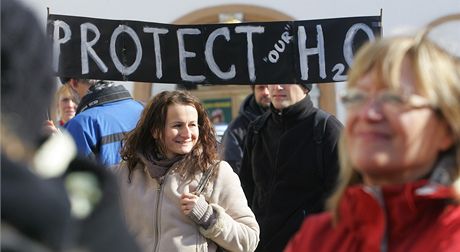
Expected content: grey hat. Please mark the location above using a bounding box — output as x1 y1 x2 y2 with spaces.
299 84 313 91
2 0 55 148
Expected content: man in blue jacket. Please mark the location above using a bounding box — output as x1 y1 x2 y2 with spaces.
63 78 143 167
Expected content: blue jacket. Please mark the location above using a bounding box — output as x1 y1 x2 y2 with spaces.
65 93 143 167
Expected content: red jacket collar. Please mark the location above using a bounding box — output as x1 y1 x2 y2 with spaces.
339 180 455 240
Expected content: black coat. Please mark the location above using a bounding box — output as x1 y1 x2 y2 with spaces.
221 94 267 173
1 154 141 252
1 155 72 251
240 96 343 252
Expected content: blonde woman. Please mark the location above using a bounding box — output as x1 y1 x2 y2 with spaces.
55 85 78 126
115 90 259 252
285 30 460 251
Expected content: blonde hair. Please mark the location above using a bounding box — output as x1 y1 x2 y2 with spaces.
55 85 78 122
56 84 74 99
327 35 460 222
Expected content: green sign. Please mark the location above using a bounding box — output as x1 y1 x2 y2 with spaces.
203 98 232 124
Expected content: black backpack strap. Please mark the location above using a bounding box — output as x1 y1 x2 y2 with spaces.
249 111 270 152
313 110 330 182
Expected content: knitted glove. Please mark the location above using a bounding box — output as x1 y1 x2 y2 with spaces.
186 195 217 229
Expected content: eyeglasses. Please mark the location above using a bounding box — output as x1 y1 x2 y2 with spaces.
340 88 436 113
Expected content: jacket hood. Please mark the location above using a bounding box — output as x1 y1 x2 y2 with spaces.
239 94 268 122
1 0 55 148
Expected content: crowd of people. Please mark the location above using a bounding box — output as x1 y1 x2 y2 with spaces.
2 0 460 251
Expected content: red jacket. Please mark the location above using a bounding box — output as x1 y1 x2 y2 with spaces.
285 180 460 252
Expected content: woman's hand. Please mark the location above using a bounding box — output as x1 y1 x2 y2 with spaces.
180 192 199 215
42 120 61 136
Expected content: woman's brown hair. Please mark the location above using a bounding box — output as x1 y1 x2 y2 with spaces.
121 90 218 181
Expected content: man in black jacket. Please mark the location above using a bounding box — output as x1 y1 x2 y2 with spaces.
221 85 271 173
240 84 343 252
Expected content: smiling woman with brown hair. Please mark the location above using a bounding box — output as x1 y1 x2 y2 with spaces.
116 90 259 252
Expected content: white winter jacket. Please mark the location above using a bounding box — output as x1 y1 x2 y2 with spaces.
114 160 259 252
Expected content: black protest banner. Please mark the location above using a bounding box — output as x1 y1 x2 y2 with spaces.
48 14 381 85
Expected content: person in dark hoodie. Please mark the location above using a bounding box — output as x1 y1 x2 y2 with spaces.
221 85 271 173
1 1 140 251
240 84 343 252
1 1 72 250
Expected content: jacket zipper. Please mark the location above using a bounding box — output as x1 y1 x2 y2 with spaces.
152 172 170 252
364 186 388 252
270 117 282 194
